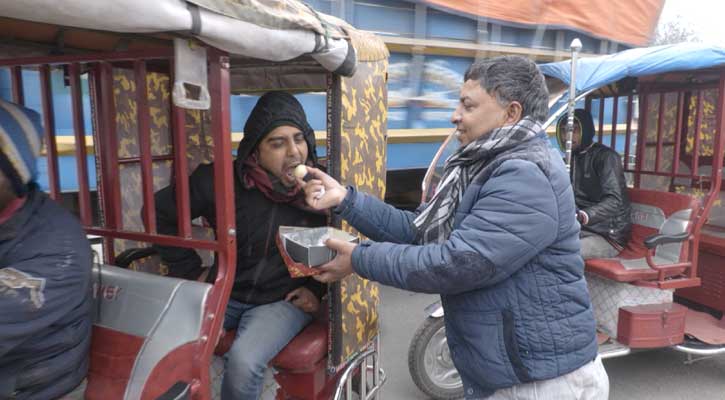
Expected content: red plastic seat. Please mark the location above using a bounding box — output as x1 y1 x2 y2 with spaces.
271 321 328 372
585 189 699 283
214 321 328 373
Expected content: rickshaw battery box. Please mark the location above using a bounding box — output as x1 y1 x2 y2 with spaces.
586 273 673 338
617 303 687 348
277 226 359 277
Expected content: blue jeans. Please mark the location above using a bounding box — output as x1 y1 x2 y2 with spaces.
221 299 312 400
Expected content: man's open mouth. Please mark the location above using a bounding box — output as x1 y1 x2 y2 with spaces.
284 163 302 180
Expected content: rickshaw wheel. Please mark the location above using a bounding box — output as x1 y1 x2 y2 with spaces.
408 316 464 400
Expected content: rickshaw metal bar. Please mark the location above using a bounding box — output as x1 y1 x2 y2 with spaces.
374 336 381 399
134 60 156 234
673 92 685 175
98 62 123 230
365 368 386 400
689 70 725 284
86 64 111 262
10 66 24 105
564 39 582 173
597 99 605 144
84 227 219 251
710 72 725 196
361 355 368 400
635 277 701 290
202 51 237 397
629 171 709 180
171 104 192 238
118 155 174 164
169 49 191 239
39 64 61 199
0 49 174 68
333 347 376 400
639 82 718 94
655 92 665 172
674 344 725 357
346 371 353 399
326 72 345 366
610 96 618 150
623 95 634 171
634 94 649 188
692 91 704 176
69 63 93 225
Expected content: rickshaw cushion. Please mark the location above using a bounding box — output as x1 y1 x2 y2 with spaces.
271 320 328 372
213 320 328 372
585 189 699 282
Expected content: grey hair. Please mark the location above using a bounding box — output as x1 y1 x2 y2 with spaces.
464 56 549 122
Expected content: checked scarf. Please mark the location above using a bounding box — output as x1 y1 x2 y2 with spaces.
413 116 543 244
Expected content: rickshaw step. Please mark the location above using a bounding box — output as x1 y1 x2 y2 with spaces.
598 339 631 360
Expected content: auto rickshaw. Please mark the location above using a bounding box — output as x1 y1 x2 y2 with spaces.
0 1 388 399
412 43 725 399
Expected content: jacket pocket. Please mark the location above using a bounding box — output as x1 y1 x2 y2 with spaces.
501 310 532 383
446 309 522 389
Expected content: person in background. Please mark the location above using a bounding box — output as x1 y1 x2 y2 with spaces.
557 108 631 259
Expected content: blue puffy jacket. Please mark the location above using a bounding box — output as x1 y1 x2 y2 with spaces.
336 134 597 398
0 187 92 400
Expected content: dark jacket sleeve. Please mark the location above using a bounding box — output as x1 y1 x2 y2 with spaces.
350 160 559 294
152 164 216 279
335 187 419 244
0 227 92 360
582 150 627 226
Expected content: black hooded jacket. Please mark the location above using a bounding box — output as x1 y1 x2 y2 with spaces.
152 92 326 305
559 109 632 247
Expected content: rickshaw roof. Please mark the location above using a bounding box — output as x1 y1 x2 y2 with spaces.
540 43 725 96
0 0 388 75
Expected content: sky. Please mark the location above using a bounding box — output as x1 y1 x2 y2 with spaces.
658 0 725 44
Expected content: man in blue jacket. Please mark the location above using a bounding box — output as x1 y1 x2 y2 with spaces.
300 56 608 399
0 99 92 400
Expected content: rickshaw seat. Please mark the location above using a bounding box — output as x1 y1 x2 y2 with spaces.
585 189 699 283
86 264 212 400
271 320 328 372
214 320 329 373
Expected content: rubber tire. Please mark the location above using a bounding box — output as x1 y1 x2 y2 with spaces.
408 316 464 400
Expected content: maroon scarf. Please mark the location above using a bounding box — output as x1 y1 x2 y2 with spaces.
241 154 324 214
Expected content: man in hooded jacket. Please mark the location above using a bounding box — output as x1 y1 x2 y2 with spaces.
556 109 631 259
153 92 326 400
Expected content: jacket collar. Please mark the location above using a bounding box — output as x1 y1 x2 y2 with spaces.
0 186 39 242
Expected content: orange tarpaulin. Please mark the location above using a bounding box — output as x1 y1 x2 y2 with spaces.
423 0 664 47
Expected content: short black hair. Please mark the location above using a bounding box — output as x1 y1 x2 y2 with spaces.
464 56 549 122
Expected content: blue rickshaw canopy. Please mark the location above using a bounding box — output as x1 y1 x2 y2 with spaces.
540 43 725 96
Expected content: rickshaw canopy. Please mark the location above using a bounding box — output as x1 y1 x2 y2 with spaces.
540 43 725 97
0 0 369 76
